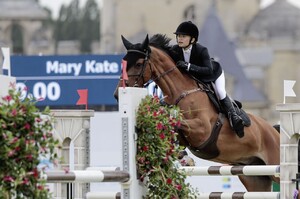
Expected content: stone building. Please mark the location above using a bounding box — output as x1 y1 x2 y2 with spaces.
0 0 54 55
1 0 299 123
0 0 85 55
239 0 300 121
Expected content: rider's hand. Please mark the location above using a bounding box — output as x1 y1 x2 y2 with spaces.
176 61 190 71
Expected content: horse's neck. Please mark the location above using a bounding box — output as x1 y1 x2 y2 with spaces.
151 49 198 105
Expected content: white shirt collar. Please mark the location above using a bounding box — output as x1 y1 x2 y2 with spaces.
183 45 192 53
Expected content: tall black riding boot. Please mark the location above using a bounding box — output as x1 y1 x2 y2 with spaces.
220 95 245 138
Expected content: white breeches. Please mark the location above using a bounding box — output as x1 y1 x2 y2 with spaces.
214 71 227 100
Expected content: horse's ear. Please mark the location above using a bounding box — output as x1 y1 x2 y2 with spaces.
141 34 149 51
121 35 133 50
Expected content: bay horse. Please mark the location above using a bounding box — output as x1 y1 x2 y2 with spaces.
113 34 279 192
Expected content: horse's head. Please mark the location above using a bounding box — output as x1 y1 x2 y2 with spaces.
113 35 153 100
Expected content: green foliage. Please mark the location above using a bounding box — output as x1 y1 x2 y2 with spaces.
136 95 198 199
0 88 59 198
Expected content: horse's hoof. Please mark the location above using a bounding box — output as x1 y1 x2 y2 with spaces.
177 150 188 159
180 155 195 166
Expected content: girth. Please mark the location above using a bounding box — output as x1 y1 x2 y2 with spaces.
179 113 225 160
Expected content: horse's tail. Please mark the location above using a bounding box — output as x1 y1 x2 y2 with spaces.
273 124 280 133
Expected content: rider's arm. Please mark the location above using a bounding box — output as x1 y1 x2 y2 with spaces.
188 48 213 76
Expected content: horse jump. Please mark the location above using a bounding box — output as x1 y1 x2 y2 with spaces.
47 88 281 199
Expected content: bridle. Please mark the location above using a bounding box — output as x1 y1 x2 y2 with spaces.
121 48 177 88
120 47 209 105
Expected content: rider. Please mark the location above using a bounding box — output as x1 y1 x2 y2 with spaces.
171 21 244 138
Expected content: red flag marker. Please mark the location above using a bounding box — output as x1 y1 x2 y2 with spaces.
122 60 128 88
76 89 88 110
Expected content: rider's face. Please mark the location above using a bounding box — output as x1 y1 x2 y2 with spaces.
176 34 192 49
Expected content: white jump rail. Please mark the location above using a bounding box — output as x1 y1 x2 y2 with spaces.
44 170 130 183
180 165 280 177
197 192 280 199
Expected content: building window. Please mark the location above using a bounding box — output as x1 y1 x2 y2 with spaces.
11 23 24 54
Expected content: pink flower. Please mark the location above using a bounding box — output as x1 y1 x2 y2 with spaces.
163 156 169 163
140 176 144 182
3 176 14 182
175 121 181 127
166 178 172 184
159 133 165 139
11 109 17 116
26 154 33 161
142 146 149 151
180 159 186 165
10 137 19 144
37 185 44 190
138 157 145 163
20 106 27 113
35 117 42 123
24 123 31 130
22 178 30 185
175 184 182 191
7 150 15 157
156 122 163 130
2 95 12 102
146 106 150 112
33 168 39 178
2 132 8 139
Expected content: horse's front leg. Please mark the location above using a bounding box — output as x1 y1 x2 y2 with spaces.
178 118 212 147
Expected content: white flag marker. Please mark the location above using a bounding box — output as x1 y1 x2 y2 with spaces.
283 80 296 104
1 47 11 76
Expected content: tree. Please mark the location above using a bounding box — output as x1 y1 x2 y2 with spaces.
54 0 100 53
79 0 100 53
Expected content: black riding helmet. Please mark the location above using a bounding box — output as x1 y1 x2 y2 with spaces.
174 21 199 41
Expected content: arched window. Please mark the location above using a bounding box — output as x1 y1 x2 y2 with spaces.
11 23 24 54
62 137 71 166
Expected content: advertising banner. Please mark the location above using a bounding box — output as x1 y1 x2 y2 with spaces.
11 54 123 106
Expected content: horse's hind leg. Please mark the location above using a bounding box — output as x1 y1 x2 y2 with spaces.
238 176 273 191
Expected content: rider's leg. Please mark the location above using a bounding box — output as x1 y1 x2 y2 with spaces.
215 71 244 138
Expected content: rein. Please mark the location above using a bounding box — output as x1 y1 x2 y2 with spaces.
144 66 177 87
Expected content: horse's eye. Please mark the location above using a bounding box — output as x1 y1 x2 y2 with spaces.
135 63 143 67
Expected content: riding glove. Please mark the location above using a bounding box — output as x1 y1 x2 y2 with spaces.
176 61 190 71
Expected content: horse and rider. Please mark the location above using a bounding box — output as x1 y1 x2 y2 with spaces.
114 21 279 192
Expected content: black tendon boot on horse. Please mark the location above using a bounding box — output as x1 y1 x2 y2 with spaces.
220 95 245 138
